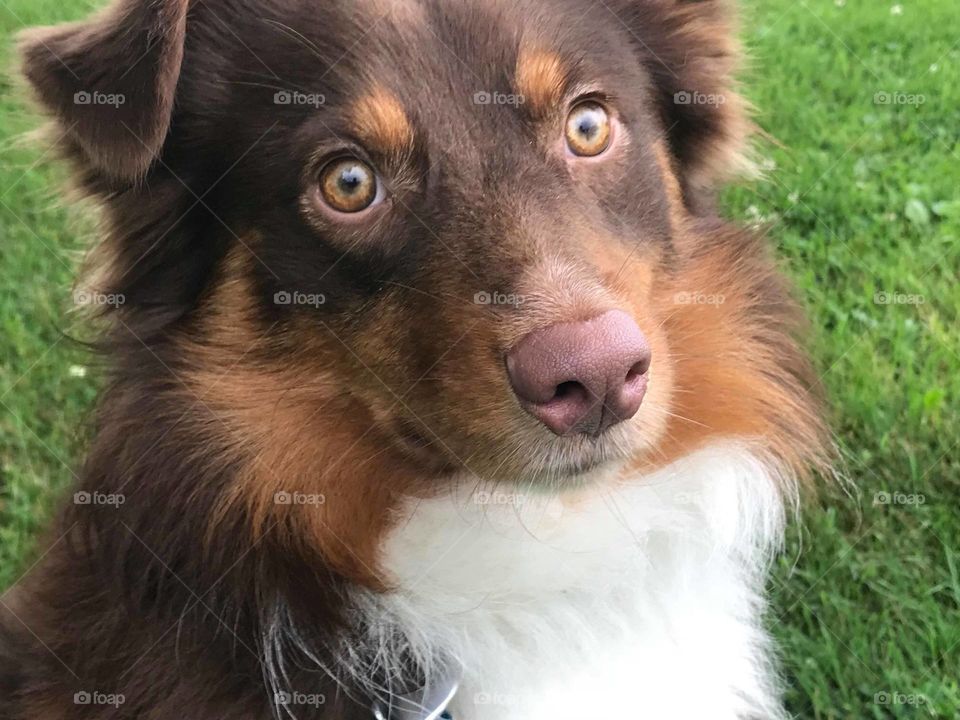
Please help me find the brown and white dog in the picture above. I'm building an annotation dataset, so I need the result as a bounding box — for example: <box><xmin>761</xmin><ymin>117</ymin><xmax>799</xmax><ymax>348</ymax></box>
<box><xmin>2</xmin><ymin>0</ymin><xmax>830</xmax><ymax>718</ymax></box>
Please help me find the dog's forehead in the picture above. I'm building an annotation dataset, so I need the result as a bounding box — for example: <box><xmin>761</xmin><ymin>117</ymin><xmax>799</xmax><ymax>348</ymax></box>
<box><xmin>252</xmin><ymin>0</ymin><xmax>614</xmax><ymax>98</ymax></box>
<box><xmin>252</xmin><ymin>0</ymin><xmax>633</xmax><ymax>147</ymax></box>
<box><xmin>358</xmin><ymin>0</ymin><xmax>431</xmax><ymax>26</ymax></box>
<box><xmin>350</xmin><ymin>0</ymin><xmax>579</xmax><ymax>42</ymax></box>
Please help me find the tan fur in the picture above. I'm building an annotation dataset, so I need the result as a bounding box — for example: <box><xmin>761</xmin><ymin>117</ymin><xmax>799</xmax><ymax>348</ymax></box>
<box><xmin>652</xmin><ymin>141</ymin><xmax>688</xmax><ymax>227</ymax></box>
<box><xmin>514</xmin><ymin>46</ymin><xmax>569</xmax><ymax>118</ymax></box>
<box><xmin>364</xmin><ymin>0</ymin><xmax>426</xmax><ymax>26</ymax></box>
<box><xmin>570</xmin><ymin>202</ymin><xmax>828</xmax><ymax>486</ymax></box>
<box><xmin>183</xmin><ymin>248</ymin><xmax>431</xmax><ymax>587</ymax></box>
<box><xmin>349</xmin><ymin>85</ymin><xmax>415</xmax><ymax>158</ymax></box>
<box><xmin>649</xmin><ymin>234</ymin><xmax>829</xmax><ymax>485</ymax></box>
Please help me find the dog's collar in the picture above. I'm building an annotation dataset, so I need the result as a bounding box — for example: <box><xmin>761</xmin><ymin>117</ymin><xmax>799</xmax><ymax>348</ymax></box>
<box><xmin>370</xmin><ymin>664</ymin><xmax>460</xmax><ymax>720</ymax></box>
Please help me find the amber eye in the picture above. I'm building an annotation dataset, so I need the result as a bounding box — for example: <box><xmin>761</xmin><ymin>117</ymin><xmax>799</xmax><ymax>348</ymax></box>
<box><xmin>318</xmin><ymin>158</ymin><xmax>379</xmax><ymax>213</ymax></box>
<box><xmin>565</xmin><ymin>102</ymin><xmax>612</xmax><ymax>157</ymax></box>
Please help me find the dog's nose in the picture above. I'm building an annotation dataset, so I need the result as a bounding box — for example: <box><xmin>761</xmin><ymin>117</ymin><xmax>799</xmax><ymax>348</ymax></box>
<box><xmin>505</xmin><ymin>310</ymin><xmax>652</xmax><ymax>436</ymax></box>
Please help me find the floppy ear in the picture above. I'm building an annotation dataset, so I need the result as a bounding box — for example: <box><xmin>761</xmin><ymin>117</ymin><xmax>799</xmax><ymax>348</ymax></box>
<box><xmin>18</xmin><ymin>0</ymin><xmax>190</xmax><ymax>183</ymax></box>
<box><xmin>619</xmin><ymin>0</ymin><xmax>754</xmax><ymax>199</ymax></box>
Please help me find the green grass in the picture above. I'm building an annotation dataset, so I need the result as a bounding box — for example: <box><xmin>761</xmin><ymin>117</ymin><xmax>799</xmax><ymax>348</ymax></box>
<box><xmin>1</xmin><ymin>0</ymin><xmax>958</xmax><ymax>717</ymax></box>
<box><xmin>724</xmin><ymin>1</ymin><xmax>960</xmax><ymax>717</ymax></box>
<box><xmin>0</xmin><ymin>0</ymin><xmax>102</xmax><ymax>587</ymax></box>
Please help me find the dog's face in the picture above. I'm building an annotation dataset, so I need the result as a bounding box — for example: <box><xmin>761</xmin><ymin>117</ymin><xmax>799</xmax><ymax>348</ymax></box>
<box><xmin>21</xmin><ymin>0</ymin><xmax>827</xmax><ymax>575</ymax></box>
<box><xmin>208</xmin><ymin>0</ymin><xmax>687</xmax><ymax>483</ymax></box>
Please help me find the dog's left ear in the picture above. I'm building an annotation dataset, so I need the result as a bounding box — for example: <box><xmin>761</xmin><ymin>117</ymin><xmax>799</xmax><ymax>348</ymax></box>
<box><xmin>616</xmin><ymin>0</ymin><xmax>754</xmax><ymax>199</ymax></box>
<box><xmin>17</xmin><ymin>0</ymin><xmax>190</xmax><ymax>183</ymax></box>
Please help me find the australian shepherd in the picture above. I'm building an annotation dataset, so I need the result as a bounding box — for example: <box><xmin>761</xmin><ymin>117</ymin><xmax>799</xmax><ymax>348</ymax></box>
<box><xmin>2</xmin><ymin>0</ymin><xmax>831</xmax><ymax>718</ymax></box>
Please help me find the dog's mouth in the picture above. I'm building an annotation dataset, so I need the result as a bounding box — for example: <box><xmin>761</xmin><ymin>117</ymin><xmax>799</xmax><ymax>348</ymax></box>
<box><xmin>387</xmin><ymin>414</ymin><xmax>635</xmax><ymax>486</ymax></box>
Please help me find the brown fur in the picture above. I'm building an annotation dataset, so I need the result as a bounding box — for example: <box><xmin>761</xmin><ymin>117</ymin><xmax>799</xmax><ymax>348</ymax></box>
<box><xmin>191</xmin><ymin>248</ymin><xmax>434</xmax><ymax>587</ymax></box>
<box><xmin>2</xmin><ymin>0</ymin><xmax>828</xmax><ymax>718</ymax></box>
<box><xmin>610</xmin><ymin>0</ymin><xmax>757</xmax><ymax>204</ymax></box>
<box><xmin>17</xmin><ymin>0</ymin><xmax>189</xmax><ymax>182</ymax></box>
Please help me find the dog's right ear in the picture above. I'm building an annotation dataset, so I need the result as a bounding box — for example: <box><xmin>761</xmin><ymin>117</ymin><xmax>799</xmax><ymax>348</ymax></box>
<box><xmin>18</xmin><ymin>0</ymin><xmax>190</xmax><ymax>183</ymax></box>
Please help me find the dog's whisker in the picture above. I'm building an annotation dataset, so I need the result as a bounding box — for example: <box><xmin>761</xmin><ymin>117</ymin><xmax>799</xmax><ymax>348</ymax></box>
<box><xmin>378</xmin><ymin>280</ymin><xmax>468</xmax><ymax>309</ymax></box>
<box><xmin>261</xmin><ymin>18</ymin><xmax>329</xmax><ymax>65</ymax></box>
<box><xmin>225</xmin><ymin>79</ymin><xmax>314</xmax><ymax>96</ymax></box>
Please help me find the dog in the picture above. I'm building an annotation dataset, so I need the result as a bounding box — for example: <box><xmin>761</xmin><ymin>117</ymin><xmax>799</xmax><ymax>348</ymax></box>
<box><xmin>2</xmin><ymin>0</ymin><xmax>831</xmax><ymax>718</ymax></box>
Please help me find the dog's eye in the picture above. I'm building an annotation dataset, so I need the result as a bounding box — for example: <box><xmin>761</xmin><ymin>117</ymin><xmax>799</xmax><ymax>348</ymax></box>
<box><xmin>565</xmin><ymin>102</ymin><xmax>612</xmax><ymax>157</ymax></box>
<box><xmin>318</xmin><ymin>158</ymin><xmax>379</xmax><ymax>213</ymax></box>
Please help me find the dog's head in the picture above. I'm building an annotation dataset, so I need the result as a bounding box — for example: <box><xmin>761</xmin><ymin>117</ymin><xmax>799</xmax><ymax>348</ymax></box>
<box><xmin>20</xmin><ymin>0</ymin><xmax>827</xmax><ymax>576</ymax></box>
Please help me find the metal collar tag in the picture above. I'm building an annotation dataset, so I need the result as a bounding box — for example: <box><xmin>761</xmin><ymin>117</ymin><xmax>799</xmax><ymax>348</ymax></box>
<box><xmin>371</xmin><ymin>665</ymin><xmax>460</xmax><ymax>720</ymax></box>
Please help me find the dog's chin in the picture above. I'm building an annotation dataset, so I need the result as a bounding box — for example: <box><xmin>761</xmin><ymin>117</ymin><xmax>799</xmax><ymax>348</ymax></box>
<box><xmin>505</xmin><ymin>422</ymin><xmax>647</xmax><ymax>489</ymax></box>
<box><xmin>518</xmin><ymin>443</ymin><xmax>636</xmax><ymax>491</ymax></box>
<box><xmin>385</xmin><ymin>414</ymin><xmax>647</xmax><ymax>490</ymax></box>
<box><xmin>470</xmin><ymin>441</ymin><xmax>639</xmax><ymax>492</ymax></box>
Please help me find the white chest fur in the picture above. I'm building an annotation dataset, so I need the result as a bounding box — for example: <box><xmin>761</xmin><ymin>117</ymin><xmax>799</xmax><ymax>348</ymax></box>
<box><xmin>362</xmin><ymin>445</ymin><xmax>793</xmax><ymax>720</ymax></box>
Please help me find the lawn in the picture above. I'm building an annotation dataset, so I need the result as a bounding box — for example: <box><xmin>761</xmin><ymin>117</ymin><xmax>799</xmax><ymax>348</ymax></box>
<box><xmin>1</xmin><ymin>0</ymin><xmax>958</xmax><ymax>718</ymax></box>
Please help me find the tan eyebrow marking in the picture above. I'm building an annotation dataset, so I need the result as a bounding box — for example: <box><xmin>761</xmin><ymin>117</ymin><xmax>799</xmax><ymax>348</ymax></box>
<box><xmin>364</xmin><ymin>0</ymin><xmax>426</xmax><ymax>26</ymax></box>
<box><xmin>515</xmin><ymin>46</ymin><xmax>570</xmax><ymax>118</ymax></box>
<box><xmin>349</xmin><ymin>85</ymin><xmax>414</xmax><ymax>156</ymax></box>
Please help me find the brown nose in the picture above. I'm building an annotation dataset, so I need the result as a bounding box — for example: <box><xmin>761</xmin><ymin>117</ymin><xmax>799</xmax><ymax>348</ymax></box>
<box><xmin>505</xmin><ymin>310</ymin><xmax>652</xmax><ymax>436</ymax></box>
